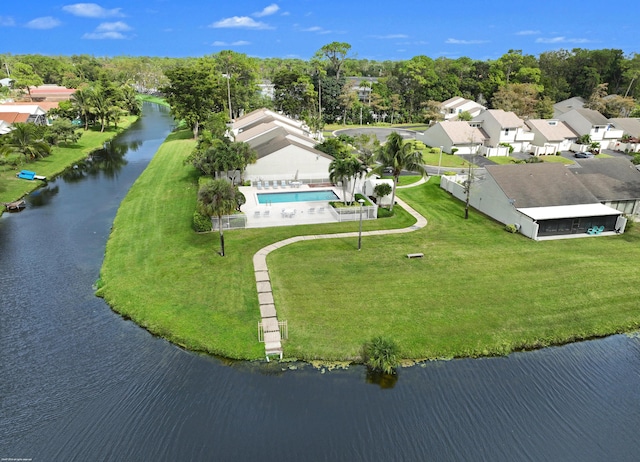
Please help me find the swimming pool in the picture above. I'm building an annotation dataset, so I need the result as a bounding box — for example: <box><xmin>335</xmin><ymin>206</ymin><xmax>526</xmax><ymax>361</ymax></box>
<box><xmin>257</xmin><ymin>190</ymin><xmax>339</xmax><ymax>204</ymax></box>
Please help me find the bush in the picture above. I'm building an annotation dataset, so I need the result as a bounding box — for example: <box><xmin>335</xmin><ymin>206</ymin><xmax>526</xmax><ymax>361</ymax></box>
<box><xmin>377</xmin><ymin>207</ymin><xmax>394</xmax><ymax>218</ymax></box>
<box><xmin>363</xmin><ymin>336</ymin><xmax>400</xmax><ymax>374</ymax></box>
<box><xmin>525</xmin><ymin>156</ymin><xmax>543</xmax><ymax>163</ymax></box>
<box><xmin>193</xmin><ymin>210</ymin><xmax>212</xmax><ymax>232</ymax></box>
<box><xmin>504</xmin><ymin>224</ymin><xmax>518</xmax><ymax>233</ymax></box>
<box><xmin>450</xmin><ymin>147</ymin><xmax>458</xmax><ymax>155</ymax></box>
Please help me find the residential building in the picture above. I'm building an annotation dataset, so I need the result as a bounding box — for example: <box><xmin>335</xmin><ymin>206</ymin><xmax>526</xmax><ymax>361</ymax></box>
<box><xmin>524</xmin><ymin>119</ymin><xmax>578</xmax><ymax>154</ymax></box>
<box><xmin>470</xmin><ymin>109</ymin><xmax>534</xmax><ymax>153</ymax></box>
<box><xmin>557</xmin><ymin>108</ymin><xmax>623</xmax><ymax>148</ymax></box>
<box><xmin>440</xmin><ymin>163</ymin><xmax>625</xmax><ymax>240</ymax></box>
<box><xmin>553</xmin><ymin>96</ymin><xmax>586</xmax><ymax>118</ymax></box>
<box><xmin>417</xmin><ymin>120</ymin><xmax>486</xmax><ymax>154</ymax></box>
<box><xmin>440</xmin><ymin>96</ymin><xmax>485</xmax><ymax>120</ymax></box>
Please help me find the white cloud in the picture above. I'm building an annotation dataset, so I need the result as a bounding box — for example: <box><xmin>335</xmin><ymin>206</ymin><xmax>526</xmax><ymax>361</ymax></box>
<box><xmin>253</xmin><ymin>3</ymin><xmax>279</xmax><ymax>17</ymax></box>
<box><xmin>516</xmin><ymin>30</ymin><xmax>540</xmax><ymax>35</ymax></box>
<box><xmin>535</xmin><ymin>36</ymin><xmax>591</xmax><ymax>44</ymax></box>
<box><xmin>370</xmin><ymin>34</ymin><xmax>409</xmax><ymax>39</ymax></box>
<box><xmin>63</xmin><ymin>3</ymin><xmax>124</xmax><ymax>18</ymax></box>
<box><xmin>212</xmin><ymin>40</ymin><xmax>251</xmax><ymax>46</ymax></box>
<box><xmin>83</xmin><ymin>31</ymin><xmax>126</xmax><ymax>39</ymax></box>
<box><xmin>26</xmin><ymin>17</ymin><xmax>62</xmax><ymax>29</ymax></box>
<box><xmin>445</xmin><ymin>38</ymin><xmax>488</xmax><ymax>45</ymax></box>
<box><xmin>95</xmin><ymin>21</ymin><xmax>131</xmax><ymax>32</ymax></box>
<box><xmin>0</xmin><ymin>16</ymin><xmax>16</xmax><ymax>27</ymax></box>
<box><xmin>210</xmin><ymin>16</ymin><xmax>272</xmax><ymax>29</ymax></box>
<box><xmin>83</xmin><ymin>21</ymin><xmax>132</xmax><ymax>39</ymax></box>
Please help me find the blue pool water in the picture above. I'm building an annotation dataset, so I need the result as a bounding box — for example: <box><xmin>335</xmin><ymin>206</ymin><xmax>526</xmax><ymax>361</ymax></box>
<box><xmin>257</xmin><ymin>190</ymin><xmax>339</xmax><ymax>204</ymax></box>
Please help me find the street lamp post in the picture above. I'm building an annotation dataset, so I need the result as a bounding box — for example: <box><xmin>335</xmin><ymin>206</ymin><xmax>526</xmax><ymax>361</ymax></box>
<box><xmin>357</xmin><ymin>198</ymin><xmax>365</xmax><ymax>250</ymax></box>
<box><xmin>438</xmin><ymin>146</ymin><xmax>443</xmax><ymax>175</ymax></box>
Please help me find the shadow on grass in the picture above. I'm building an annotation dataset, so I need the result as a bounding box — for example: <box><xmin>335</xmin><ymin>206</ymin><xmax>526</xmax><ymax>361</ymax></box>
<box><xmin>166</xmin><ymin>130</ymin><xmax>194</xmax><ymax>142</ymax></box>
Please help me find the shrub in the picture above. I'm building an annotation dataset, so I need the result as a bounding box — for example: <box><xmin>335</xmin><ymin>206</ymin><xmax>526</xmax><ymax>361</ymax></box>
<box><xmin>193</xmin><ymin>210</ymin><xmax>212</xmax><ymax>232</ymax></box>
<box><xmin>504</xmin><ymin>224</ymin><xmax>518</xmax><ymax>233</ymax></box>
<box><xmin>499</xmin><ymin>142</ymin><xmax>514</xmax><ymax>154</ymax></box>
<box><xmin>377</xmin><ymin>207</ymin><xmax>394</xmax><ymax>218</ymax></box>
<box><xmin>525</xmin><ymin>156</ymin><xmax>543</xmax><ymax>163</ymax></box>
<box><xmin>450</xmin><ymin>147</ymin><xmax>458</xmax><ymax>155</ymax></box>
<box><xmin>363</xmin><ymin>336</ymin><xmax>400</xmax><ymax>374</ymax></box>
<box><xmin>556</xmin><ymin>152</ymin><xmax>562</xmax><ymax>156</ymax></box>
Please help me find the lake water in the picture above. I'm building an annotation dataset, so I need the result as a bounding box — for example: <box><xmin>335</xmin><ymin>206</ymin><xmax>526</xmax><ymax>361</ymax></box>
<box><xmin>1</xmin><ymin>103</ymin><xmax>640</xmax><ymax>461</ymax></box>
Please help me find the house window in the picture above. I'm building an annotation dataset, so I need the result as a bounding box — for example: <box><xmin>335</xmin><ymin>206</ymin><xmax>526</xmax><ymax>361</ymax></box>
<box><xmin>504</xmin><ymin>128</ymin><xmax>510</xmax><ymax>135</ymax></box>
<box><xmin>594</xmin><ymin>126</ymin><xmax>599</xmax><ymax>133</ymax></box>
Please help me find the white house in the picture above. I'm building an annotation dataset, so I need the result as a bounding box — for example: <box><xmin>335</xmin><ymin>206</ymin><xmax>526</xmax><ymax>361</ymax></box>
<box><xmin>608</xmin><ymin>118</ymin><xmax>640</xmax><ymax>152</ymax></box>
<box><xmin>231</xmin><ymin>108</ymin><xmax>333</xmax><ymax>184</ymax></box>
<box><xmin>0</xmin><ymin>120</ymin><xmax>12</xmax><ymax>135</ymax></box>
<box><xmin>441</xmin><ymin>97</ymin><xmax>485</xmax><ymax>120</ymax></box>
<box><xmin>470</xmin><ymin>109</ymin><xmax>534</xmax><ymax>153</ymax></box>
<box><xmin>417</xmin><ymin>120</ymin><xmax>487</xmax><ymax>154</ymax></box>
<box><xmin>557</xmin><ymin>108</ymin><xmax>624</xmax><ymax>149</ymax></box>
<box><xmin>524</xmin><ymin>119</ymin><xmax>579</xmax><ymax>154</ymax></box>
<box><xmin>440</xmin><ymin>163</ymin><xmax>625</xmax><ymax>240</ymax></box>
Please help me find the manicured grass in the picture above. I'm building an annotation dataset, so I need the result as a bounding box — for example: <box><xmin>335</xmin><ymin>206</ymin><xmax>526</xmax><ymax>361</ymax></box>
<box><xmin>421</xmin><ymin>150</ymin><xmax>470</xmax><ymax>168</ymax></box>
<box><xmin>269</xmin><ymin>182</ymin><xmax>640</xmax><ymax>361</ymax></box>
<box><xmin>97</xmin><ymin>129</ymin><xmax>415</xmax><ymax>360</ymax></box>
<box><xmin>0</xmin><ymin>117</ymin><xmax>137</xmax><ymax>208</ymax></box>
<box><xmin>99</xmin><ymin>128</ymin><xmax>640</xmax><ymax>362</ymax></box>
<box><xmin>381</xmin><ymin>175</ymin><xmax>421</xmax><ymax>186</ymax></box>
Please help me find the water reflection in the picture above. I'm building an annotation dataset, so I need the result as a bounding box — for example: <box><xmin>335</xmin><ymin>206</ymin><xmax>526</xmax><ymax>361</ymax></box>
<box><xmin>26</xmin><ymin>182</ymin><xmax>60</xmax><ymax>207</ymax></box>
<box><xmin>365</xmin><ymin>369</ymin><xmax>399</xmax><ymax>389</ymax></box>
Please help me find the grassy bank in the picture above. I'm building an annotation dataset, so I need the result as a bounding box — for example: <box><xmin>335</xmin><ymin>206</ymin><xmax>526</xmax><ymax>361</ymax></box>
<box><xmin>137</xmin><ymin>94</ymin><xmax>170</xmax><ymax>107</ymax></box>
<box><xmin>0</xmin><ymin>116</ymin><xmax>137</xmax><ymax>208</ymax></box>
<box><xmin>97</xmin><ymin>129</ymin><xmax>415</xmax><ymax>359</ymax></box>
<box><xmin>99</xmin><ymin>128</ymin><xmax>640</xmax><ymax>362</ymax></box>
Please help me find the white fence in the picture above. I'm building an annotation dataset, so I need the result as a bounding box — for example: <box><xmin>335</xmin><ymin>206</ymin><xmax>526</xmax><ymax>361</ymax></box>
<box><xmin>211</xmin><ymin>214</ymin><xmax>248</xmax><ymax>230</ymax></box>
<box><xmin>327</xmin><ymin>205</ymin><xmax>377</xmax><ymax>222</ymax></box>
<box><xmin>531</xmin><ymin>145</ymin><xmax>558</xmax><ymax>156</ymax></box>
<box><xmin>478</xmin><ymin>146</ymin><xmax>510</xmax><ymax>157</ymax></box>
<box><xmin>250</xmin><ymin>177</ymin><xmax>332</xmax><ymax>186</ymax></box>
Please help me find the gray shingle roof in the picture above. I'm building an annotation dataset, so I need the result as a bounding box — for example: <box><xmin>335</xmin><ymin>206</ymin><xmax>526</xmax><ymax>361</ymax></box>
<box><xmin>575</xmin><ymin>108</ymin><xmax>609</xmax><ymax>126</ymax></box>
<box><xmin>525</xmin><ymin>119</ymin><xmax>579</xmax><ymax>141</ymax></box>
<box><xmin>570</xmin><ymin>158</ymin><xmax>640</xmax><ymax>200</ymax></box>
<box><xmin>485</xmin><ymin>163</ymin><xmax>599</xmax><ymax>208</ymax></box>
<box><xmin>609</xmin><ymin>118</ymin><xmax>640</xmax><ymax>138</ymax></box>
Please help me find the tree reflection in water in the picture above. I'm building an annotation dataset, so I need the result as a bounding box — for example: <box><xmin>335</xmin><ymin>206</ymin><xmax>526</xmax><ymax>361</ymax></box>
<box><xmin>60</xmin><ymin>139</ymin><xmax>140</xmax><ymax>183</ymax></box>
<box><xmin>365</xmin><ymin>368</ymin><xmax>399</xmax><ymax>389</ymax></box>
<box><xmin>27</xmin><ymin>184</ymin><xmax>60</xmax><ymax>207</ymax></box>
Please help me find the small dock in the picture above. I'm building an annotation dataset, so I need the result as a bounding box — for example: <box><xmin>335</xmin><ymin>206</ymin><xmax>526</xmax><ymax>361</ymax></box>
<box><xmin>3</xmin><ymin>199</ymin><xmax>26</xmax><ymax>212</ymax></box>
<box><xmin>255</xmin><ymin>254</ymin><xmax>286</xmax><ymax>361</ymax></box>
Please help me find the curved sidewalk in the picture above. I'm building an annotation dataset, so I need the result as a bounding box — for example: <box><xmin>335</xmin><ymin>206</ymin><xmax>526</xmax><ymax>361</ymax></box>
<box><xmin>253</xmin><ymin>178</ymin><xmax>429</xmax><ymax>360</ymax></box>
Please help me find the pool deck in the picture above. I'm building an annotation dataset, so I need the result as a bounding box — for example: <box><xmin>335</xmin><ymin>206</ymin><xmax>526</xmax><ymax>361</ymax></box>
<box><xmin>239</xmin><ymin>184</ymin><xmax>342</xmax><ymax>228</ymax></box>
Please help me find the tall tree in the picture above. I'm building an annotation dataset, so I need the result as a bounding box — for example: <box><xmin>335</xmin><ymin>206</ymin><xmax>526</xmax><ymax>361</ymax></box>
<box><xmin>315</xmin><ymin>42</ymin><xmax>352</xmax><ymax>79</ymax></box>
<box><xmin>197</xmin><ymin>179</ymin><xmax>238</xmax><ymax>257</ymax></box>
<box><xmin>369</xmin><ymin>132</ymin><xmax>426</xmax><ymax>211</ymax></box>
<box><xmin>162</xmin><ymin>59</ymin><xmax>223</xmax><ymax>138</ymax></box>
<box><xmin>10</xmin><ymin>62</ymin><xmax>43</xmax><ymax>101</ymax></box>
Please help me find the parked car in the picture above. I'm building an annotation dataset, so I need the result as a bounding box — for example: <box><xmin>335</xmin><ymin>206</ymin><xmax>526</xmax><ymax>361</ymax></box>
<box><xmin>574</xmin><ymin>152</ymin><xmax>594</xmax><ymax>158</ymax></box>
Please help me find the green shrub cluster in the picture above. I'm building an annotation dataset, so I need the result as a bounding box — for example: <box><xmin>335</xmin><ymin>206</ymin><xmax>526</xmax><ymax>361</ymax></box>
<box><xmin>363</xmin><ymin>336</ymin><xmax>400</xmax><ymax>374</ymax></box>
<box><xmin>504</xmin><ymin>224</ymin><xmax>518</xmax><ymax>233</ymax></box>
<box><xmin>193</xmin><ymin>210</ymin><xmax>212</xmax><ymax>232</ymax></box>
<box><xmin>377</xmin><ymin>207</ymin><xmax>394</xmax><ymax>218</ymax></box>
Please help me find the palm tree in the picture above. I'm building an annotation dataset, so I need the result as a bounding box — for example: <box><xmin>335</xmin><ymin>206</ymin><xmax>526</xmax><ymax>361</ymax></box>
<box><xmin>329</xmin><ymin>155</ymin><xmax>359</xmax><ymax>205</ymax></box>
<box><xmin>7</xmin><ymin>123</ymin><xmax>51</xmax><ymax>161</ymax></box>
<box><xmin>369</xmin><ymin>132</ymin><xmax>426</xmax><ymax>211</ymax></box>
<box><xmin>197</xmin><ymin>179</ymin><xmax>238</xmax><ymax>257</ymax></box>
<box><xmin>71</xmin><ymin>87</ymin><xmax>94</xmax><ymax>130</ymax></box>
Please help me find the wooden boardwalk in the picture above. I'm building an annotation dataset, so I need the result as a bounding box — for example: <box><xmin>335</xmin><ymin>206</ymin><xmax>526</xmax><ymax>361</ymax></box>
<box><xmin>252</xmin><ymin>178</ymin><xmax>429</xmax><ymax>361</ymax></box>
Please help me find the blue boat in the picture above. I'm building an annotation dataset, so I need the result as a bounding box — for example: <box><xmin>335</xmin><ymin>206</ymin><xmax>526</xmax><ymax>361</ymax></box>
<box><xmin>16</xmin><ymin>170</ymin><xmax>46</xmax><ymax>181</ymax></box>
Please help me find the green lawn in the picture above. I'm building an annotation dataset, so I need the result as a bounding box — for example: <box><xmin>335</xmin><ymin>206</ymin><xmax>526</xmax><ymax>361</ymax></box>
<box><xmin>0</xmin><ymin>117</ymin><xmax>137</xmax><ymax>208</ymax></box>
<box><xmin>270</xmin><ymin>184</ymin><xmax>640</xmax><ymax>361</ymax></box>
<box><xmin>98</xmin><ymin>128</ymin><xmax>640</xmax><ymax>362</ymax></box>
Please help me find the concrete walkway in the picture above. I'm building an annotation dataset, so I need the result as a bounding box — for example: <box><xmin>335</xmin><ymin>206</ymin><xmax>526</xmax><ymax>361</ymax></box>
<box><xmin>253</xmin><ymin>177</ymin><xmax>430</xmax><ymax>360</ymax></box>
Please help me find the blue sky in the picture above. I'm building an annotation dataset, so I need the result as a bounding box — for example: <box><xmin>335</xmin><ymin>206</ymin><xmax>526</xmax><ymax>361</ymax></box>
<box><xmin>1</xmin><ymin>1</ymin><xmax>638</xmax><ymax>61</ymax></box>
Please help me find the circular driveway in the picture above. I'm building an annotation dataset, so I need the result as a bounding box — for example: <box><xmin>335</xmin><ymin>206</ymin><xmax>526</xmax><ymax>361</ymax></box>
<box><xmin>334</xmin><ymin>127</ymin><xmax>419</xmax><ymax>142</ymax></box>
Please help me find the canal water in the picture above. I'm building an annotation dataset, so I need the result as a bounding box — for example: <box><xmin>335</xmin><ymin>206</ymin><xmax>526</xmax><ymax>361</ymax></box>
<box><xmin>1</xmin><ymin>103</ymin><xmax>640</xmax><ymax>461</ymax></box>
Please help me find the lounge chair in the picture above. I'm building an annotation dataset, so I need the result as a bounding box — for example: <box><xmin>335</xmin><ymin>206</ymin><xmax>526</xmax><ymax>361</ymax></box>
<box><xmin>254</xmin><ymin>210</ymin><xmax>261</xmax><ymax>218</ymax></box>
<box><xmin>264</xmin><ymin>180</ymin><xmax>270</xmax><ymax>189</ymax></box>
<box><xmin>318</xmin><ymin>207</ymin><xmax>325</xmax><ymax>214</ymax></box>
<box><xmin>308</xmin><ymin>207</ymin><xmax>315</xmax><ymax>214</ymax></box>
<box><xmin>257</xmin><ymin>181</ymin><xmax>262</xmax><ymax>190</ymax></box>
<box><xmin>272</xmin><ymin>181</ymin><xmax>278</xmax><ymax>189</ymax></box>
<box><xmin>281</xmin><ymin>180</ymin><xmax>287</xmax><ymax>188</ymax></box>
<box><xmin>263</xmin><ymin>210</ymin><xmax>270</xmax><ymax>217</ymax></box>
